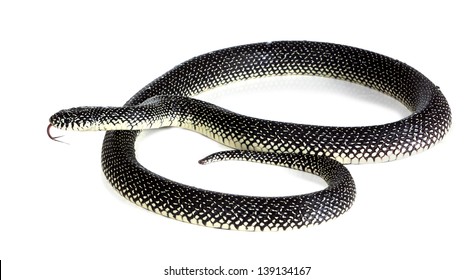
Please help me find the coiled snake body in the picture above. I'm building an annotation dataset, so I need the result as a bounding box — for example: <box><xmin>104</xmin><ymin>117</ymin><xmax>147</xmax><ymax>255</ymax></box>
<box><xmin>49</xmin><ymin>41</ymin><xmax>451</xmax><ymax>231</ymax></box>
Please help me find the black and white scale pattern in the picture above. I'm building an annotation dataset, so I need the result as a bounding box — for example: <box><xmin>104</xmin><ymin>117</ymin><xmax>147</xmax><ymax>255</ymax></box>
<box><xmin>52</xmin><ymin>41</ymin><xmax>451</xmax><ymax>231</ymax></box>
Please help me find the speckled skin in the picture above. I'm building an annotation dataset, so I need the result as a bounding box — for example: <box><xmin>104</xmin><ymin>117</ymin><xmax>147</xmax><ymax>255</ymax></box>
<box><xmin>51</xmin><ymin>41</ymin><xmax>451</xmax><ymax>231</ymax></box>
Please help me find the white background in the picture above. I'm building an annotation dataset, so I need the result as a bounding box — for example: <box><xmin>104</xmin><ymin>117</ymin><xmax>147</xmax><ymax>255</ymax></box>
<box><xmin>1</xmin><ymin>1</ymin><xmax>472</xmax><ymax>279</ymax></box>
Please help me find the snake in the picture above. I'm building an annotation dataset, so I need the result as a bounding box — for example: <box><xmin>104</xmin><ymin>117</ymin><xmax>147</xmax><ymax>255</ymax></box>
<box><xmin>48</xmin><ymin>41</ymin><xmax>451</xmax><ymax>231</ymax></box>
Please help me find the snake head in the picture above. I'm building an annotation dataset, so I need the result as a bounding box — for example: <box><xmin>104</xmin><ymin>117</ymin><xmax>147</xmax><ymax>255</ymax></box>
<box><xmin>49</xmin><ymin>106</ymin><xmax>106</xmax><ymax>131</ymax></box>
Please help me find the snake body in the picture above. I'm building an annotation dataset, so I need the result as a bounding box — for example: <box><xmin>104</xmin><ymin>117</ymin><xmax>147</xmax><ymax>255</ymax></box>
<box><xmin>49</xmin><ymin>41</ymin><xmax>451</xmax><ymax>231</ymax></box>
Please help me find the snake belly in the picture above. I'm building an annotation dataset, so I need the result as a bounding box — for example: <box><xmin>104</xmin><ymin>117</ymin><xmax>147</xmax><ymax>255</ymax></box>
<box><xmin>54</xmin><ymin>41</ymin><xmax>451</xmax><ymax>231</ymax></box>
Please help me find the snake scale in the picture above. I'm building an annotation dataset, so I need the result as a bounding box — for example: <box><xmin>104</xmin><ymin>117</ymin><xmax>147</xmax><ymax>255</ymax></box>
<box><xmin>49</xmin><ymin>41</ymin><xmax>451</xmax><ymax>231</ymax></box>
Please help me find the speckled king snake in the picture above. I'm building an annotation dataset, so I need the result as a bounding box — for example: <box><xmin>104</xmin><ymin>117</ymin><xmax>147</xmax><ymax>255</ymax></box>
<box><xmin>49</xmin><ymin>41</ymin><xmax>451</xmax><ymax>231</ymax></box>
